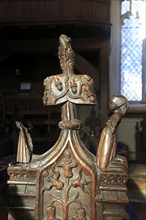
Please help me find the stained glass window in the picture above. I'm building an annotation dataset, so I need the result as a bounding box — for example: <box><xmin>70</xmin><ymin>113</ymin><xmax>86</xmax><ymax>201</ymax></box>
<box><xmin>120</xmin><ymin>0</ymin><xmax>146</xmax><ymax>102</ymax></box>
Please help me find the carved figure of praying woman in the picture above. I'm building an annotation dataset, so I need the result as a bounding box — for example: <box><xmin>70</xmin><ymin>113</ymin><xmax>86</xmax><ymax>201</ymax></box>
<box><xmin>96</xmin><ymin>94</ymin><xmax>129</xmax><ymax>172</ymax></box>
<box><xmin>16</xmin><ymin>121</ymin><xmax>33</xmax><ymax>163</ymax></box>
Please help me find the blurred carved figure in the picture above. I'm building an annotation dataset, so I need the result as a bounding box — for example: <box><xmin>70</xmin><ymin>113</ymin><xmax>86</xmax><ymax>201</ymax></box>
<box><xmin>44</xmin><ymin>205</ymin><xmax>56</xmax><ymax>220</ymax></box>
<box><xmin>16</xmin><ymin>121</ymin><xmax>33</xmax><ymax>163</ymax></box>
<box><xmin>96</xmin><ymin>94</ymin><xmax>129</xmax><ymax>172</ymax></box>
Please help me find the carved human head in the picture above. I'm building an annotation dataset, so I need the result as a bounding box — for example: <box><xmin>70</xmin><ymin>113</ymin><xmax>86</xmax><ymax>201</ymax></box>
<box><xmin>109</xmin><ymin>94</ymin><xmax>129</xmax><ymax>115</ymax></box>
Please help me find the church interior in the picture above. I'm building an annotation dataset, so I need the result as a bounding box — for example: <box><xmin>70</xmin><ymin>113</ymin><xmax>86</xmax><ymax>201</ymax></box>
<box><xmin>0</xmin><ymin>0</ymin><xmax>146</xmax><ymax>219</ymax></box>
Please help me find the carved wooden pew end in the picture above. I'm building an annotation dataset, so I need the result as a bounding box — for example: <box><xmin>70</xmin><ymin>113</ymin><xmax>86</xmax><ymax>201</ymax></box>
<box><xmin>7</xmin><ymin>35</ymin><xmax>129</xmax><ymax>220</ymax></box>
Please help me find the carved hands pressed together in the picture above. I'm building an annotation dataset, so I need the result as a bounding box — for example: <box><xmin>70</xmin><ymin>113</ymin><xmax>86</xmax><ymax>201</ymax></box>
<box><xmin>96</xmin><ymin>94</ymin><xmax>129</xmax><ymax>172</ymax></box>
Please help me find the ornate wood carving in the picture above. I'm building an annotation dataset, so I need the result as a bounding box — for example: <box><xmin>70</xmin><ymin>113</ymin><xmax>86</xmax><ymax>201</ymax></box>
<box><xmin>16</xmin><ymin>121</ymin><xmax>33</xmax><ymax>163</ymax></box>
<box><xmin>7</xmin><ymin>34</ymin><xmax>129</xmax><ymax>220</ymax></box>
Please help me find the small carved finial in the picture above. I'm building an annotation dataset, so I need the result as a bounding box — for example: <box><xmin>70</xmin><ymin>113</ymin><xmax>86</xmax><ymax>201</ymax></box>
<box><xmin>58</xmin><ymin>34</ymin><xmax>75</xmax><ymax>74</ymax></box>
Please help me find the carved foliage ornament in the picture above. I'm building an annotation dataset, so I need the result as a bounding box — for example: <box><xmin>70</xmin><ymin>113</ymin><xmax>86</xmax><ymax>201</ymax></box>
<box><xmin>43</xmin><ymin>35</ymin><xmax>96</xmax><ymax>105</ymax></box>
<box><xmin>42</xmin><ymin>148</ymin><xmax>91</xmax><ymax>220</ymax></box>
